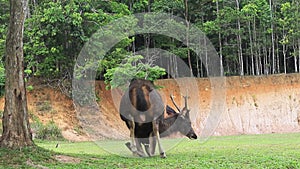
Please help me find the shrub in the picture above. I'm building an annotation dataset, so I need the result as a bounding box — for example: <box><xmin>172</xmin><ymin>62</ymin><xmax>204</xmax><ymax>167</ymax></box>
<box><xmin>32</xmin><ymin>120</ymin><xmax>64</xmax><ymax>140</ymax></box>
<box><xmin>104</xmin><ymin>55</ymin><xmax>166</xmax><ymax>89</ymax></box>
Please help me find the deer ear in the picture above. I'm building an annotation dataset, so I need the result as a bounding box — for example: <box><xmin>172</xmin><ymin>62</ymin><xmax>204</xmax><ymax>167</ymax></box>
<box><xmin>166</xmin><ymin>105</ymin><xmax>178</xmax><ymax>115</ymax></box>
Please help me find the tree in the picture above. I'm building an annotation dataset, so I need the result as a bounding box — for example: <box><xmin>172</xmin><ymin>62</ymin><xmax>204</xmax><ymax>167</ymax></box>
<box><xmin>269</xmin><ymin>0</ymin><xmax>276</xmax><ymax>74</ymax></box>
<box><xmin>0</xmin><ymin>0</ymin><xmax>33</xmax><ymax>148</ymax></box>
<box><xmin>235</xmin><ymin>0</ymin><xmax>244</xmax><ymax>76</ymax></box>
<box><xmin>23</xmin><ymin>0</ymin><xmax>131</xmax><ymax>79</ymax></box>
<box><xmin>184</xmin><ymin>0</ymin><xmax>193</xmax><ymax>77</ymax></box>
<box><xmin>279</xmin><ymin>2</ymin><xmax>291</xmax><ymax>74</ymax></box>
<box><xmin>3</xmin><ymin>0</ymin><xmax>300</xmax><ymax>83</ymax></box>
<box><xmin>104</xmin><ymin>55</ymin><xmax>166</xmax><ymax>89</ymax></box>
<box><xmin>279</xmin><ymin>0</ymin><xmax>300</xmax><ymax>73</ymax></box>
<box><xmin>291</xmin><ymin>0</ymin><xmax>300</xmax><ymax>73</ymax></box>
<box><xmin>215</xmin><ymin>0</ymin><xmax>224</xmax><ymax>76</ymax></box>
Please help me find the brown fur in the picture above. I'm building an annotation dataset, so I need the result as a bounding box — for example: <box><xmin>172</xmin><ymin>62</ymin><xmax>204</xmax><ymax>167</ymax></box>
<box><xmin>120</xmin><ymin>79</ymin><xmax>166</xmax><ymax>157</ymax></box>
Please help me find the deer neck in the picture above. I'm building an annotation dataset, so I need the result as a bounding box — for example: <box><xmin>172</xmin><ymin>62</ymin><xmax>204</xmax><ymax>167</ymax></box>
<box><xmin>159</xmin><ymin>113</ymin><xmax>179</xmax><ymax>135</ymax></box>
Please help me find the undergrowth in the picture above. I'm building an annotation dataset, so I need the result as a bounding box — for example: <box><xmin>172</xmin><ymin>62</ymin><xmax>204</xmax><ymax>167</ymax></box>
<box><xmin>30</xmin><ymin>113</ymin><xmax>64</xmax><ymax>141</ymax></box>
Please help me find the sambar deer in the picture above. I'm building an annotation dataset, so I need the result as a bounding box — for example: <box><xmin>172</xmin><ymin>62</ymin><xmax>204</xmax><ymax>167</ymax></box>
<box><xmin>125</xmin><ymin>94</ymin><xmax>197</xmax><ymax>157</ymax></box>
<box><xmin>120</xmin><ymin>79</ymin><xmax>197</xmax><ymax>158</ymax></box>
<box><xmin>119</xmin><ymin>79</ymin><xmax>166</xmax><ymax>158</ymax></box>
<box><xmin>160</xmin><ymin>95</ymin><xmax>197</xmax><ymax>139</ymax></box>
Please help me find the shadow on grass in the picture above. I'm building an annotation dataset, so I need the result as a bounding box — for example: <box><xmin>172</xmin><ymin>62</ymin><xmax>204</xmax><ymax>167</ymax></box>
<box><xmin>0</xmin><ymin>145</ymin><xmax>57</xmax><ymax>168</ymax></box>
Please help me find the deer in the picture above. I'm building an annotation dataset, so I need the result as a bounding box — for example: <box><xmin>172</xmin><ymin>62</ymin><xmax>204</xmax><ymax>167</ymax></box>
<box><xmin>124</xmin><ymin>94</ymin><xmax>197</xmax><ymax>157</ymax></box>
<box><xmin>160</xmin><ymin>94</ymin><xmax>197</xmax><ymax>139</ymax></box>
<box><xmin>119</xmin><ymin>79</ymin><xmax>166</xmax><ymax>158</ymax></box>
<box><xmin>120</xmin><ymin>79</ymin><xmax>197</xmax><ymax>158</ymax></box>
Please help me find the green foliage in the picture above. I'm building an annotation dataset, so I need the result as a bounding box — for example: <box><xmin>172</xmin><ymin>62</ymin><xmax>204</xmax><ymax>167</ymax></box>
<box><xmin>104</xmin><ymin>55</ymin><xmax>166</xmax><ymax>89</ymax></box>
<box><xmin>24</xmin><ymin>0</ymin><xmax>85</xmax><ymax>78</ymax></box>
<box><xmin>152</xmin><ymin>0</ymin><xmax>184</xmax><ymax>14</ymax></box>
<box><xmin>23</xmin><ymin>0</ymin><xmax>131</xmax><ymax>79</ymax></box>
<box><xmin>0</xmin><ymin>0</ymin><xmax>8</xmax><ymax>96</ymax></box>
<box><xmin>26</xmin><ymin>85</ymin><xmax>34</xmax><ymax>92</ymax></box>
<box><xmin>31</xmin><ymin>120</ymin><xmax>64</xmax><ymax>141</ymax></box>
<box><xmin>0</xmin><ymin>0</ymin><xmax>9</xmax><ymax>59</ymax></box>
<box><xmin>98</xmin><ymin>37</ymin><xmax>135</xmax><ymax>74</ymax></box>
<box><xmin>1</xmin><ymin>0</ymin><xmax>300</xmax><ymax>82</ymax></box>
<box><xmin>30</xmin><ymin>113</ymin><xmax>63</xmax><ymax>141</ymax></box>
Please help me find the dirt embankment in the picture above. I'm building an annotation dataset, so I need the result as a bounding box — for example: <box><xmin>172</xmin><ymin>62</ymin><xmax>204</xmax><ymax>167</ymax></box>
<box><xmin>1</xmin><ymin>74</ymin><xmax>300</xmax><ymax>141</ymax></box>
<box><xmin>0</xmin><ymin>86</ymin><xmax>86</xmax><ymax>141</ymax></box>
<box><xmin>218</xmin><ymin>74</ymin><xmax>300</xmax><ymax>135</ymax></box>
<box><xmin>96</xmin><ymin>74</ymin><xmax>300</xmax><ymax>139</ymax></box>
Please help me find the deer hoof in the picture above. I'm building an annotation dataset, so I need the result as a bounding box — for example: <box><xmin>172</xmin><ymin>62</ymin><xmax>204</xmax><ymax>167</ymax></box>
<box><xmin>160</xmin><ymin>152</ymin><xmax>166</xmax><ymax>158</ymax></box>
<box><xmin>137</xmin><ymin>151</ymin><xmax>147</xmax><ymax>157</ymax></box>
<box><xmin>125</xmin><ymin>142</ymin><xmax>136</xmax><ymax>152</ymax></box>
<box><xmin>131</xmin><ymin>146</ymin><xmax>137</xmax><ymax>153</ymax></box>
<box><xmin>127</xmin><ymin>143</ymin><xmax>138</xmax><ymax>153</ymax></box>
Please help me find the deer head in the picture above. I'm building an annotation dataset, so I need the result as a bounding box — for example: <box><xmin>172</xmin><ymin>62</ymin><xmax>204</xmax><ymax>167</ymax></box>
<box><xmin>170</xmin><ymin>94</ymin><xmax>197</xmax><ymax>139</ymax></box>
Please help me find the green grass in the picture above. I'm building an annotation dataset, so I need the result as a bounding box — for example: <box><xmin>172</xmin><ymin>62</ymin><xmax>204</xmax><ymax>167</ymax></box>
<box><xmin>1</xmin><ymin>133</ymin><xmax>300</xmax><ymax>168</ymax></box>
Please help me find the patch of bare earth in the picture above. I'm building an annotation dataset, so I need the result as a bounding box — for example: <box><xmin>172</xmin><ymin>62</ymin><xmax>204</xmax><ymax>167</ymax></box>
<box><xmin>54</xmin><ymin>155</ymin><xmax>81</xmax><ymax>164</ymax></box>
<box><xmin>26</xmin><ymin>159</ymin><xmax>49</xmax><ymax>169</ymax></box>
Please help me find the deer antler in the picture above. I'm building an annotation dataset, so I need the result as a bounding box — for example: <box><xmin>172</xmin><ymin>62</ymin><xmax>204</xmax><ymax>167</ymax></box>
<box><xmin>170</xmin><ymin>94</ymin><xmax>181</xmax><ymax>112</ymax></box>
<box><xmin>183</xmin><ymin>95</ymin><xmax>189</xmax><ymax>110</ymax></box>
<box><xmin>181</xmin><ymin>95</ymin><xmax>190</xmax><ymax>116</ymax></box>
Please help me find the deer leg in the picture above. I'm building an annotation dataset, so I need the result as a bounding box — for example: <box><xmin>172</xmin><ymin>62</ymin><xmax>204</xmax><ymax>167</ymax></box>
<box><xmin>149</xmin><ymin>132</ymin><xmax>156</xmax><ymax>156</ymax></box>
<box><xmin>135</xmin><ymin>138</ymin><xmax>146</xmax><ymax>157</ymax></box>
<box><xmin>140</xmin><ymin>137</ymin><xmax>151</xmax><ymax>157</ymax></box>
<box><xmin>144</xmin><ymin>132</ymin><xmax>155</xmax><ymax>157</ymax></box>
<box><xmin>129</xmin><ymin>119</ymin><xmax>138</xmax><ymax>156</ymax></box>
<box><xmin>144</xmin><ymin>143</ymin><xmax>151</xmax><ymax>157</ymax></box>
<box><xmin>152</xmin><ymin>121</ymin><xmax>166</xmax><ymax>158</ymax></box>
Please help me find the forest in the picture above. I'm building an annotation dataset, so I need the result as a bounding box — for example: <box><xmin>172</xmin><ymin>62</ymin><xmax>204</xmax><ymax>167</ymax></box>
<box><xmin>0</xmin><ymin>0</ymin><xmax>300</xmax><ymax>89</ymax></box>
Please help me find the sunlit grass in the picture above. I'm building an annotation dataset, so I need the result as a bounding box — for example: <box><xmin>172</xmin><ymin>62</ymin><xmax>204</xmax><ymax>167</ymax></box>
<box><xmin>1</xmin><ymin>133</ymin><xmax>300</xmax><ymax>168</ymax></box>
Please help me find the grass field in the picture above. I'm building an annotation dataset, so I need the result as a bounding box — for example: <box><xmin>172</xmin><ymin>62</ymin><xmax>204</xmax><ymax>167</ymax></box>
<box><xmin>1</xmin><ymin>133</ymin><xmax>300</xmax><ymax>168</ymax></box>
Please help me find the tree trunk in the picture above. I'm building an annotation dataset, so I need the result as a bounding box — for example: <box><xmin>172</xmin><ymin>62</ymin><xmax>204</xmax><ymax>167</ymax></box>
<box><xmin>248</xmin><ymin>19</ymin><xmax>254</xmax><ymax>75</ymax></box>
<box><xmin>184</xmin><ymin>0</ymin><xmax>193</xmax><ymax>77</ymax></box>
<box><xmin>202</xmin><ymin>35</ymin><xmax>209</xmax><ymax>76</ymax></box>
<box><xmin>0</xmin><ymin>0</ymin><xmax>33</xmax><ymax>148</ymax></box>
<box><xmin>253</xmin><ymin>17</ymin><xmax>260</xmax><ymax>75</ymax></box>
<box><xmin>216</xmin><ymin>0</ymin><xmax>223</xmax><ymax>76</ymax></box>
<box><xmin>282</xmin><ymin>28</ymin><xmax>287</xmax><ymax>74</ymax></box>
<box><xmin>196</xmin><ymin>37</ymin><xmax>201</xmax><ymax>78</ymax></box>
<box><xmin>269</xmin><ymin>0</ymin><xmax>276</xmax><ymax>74</ymax></box>
<box><xmin>298</xmin><ymin>39</ymin><xmax>300</xmax><ymax>72</ymax></box>
<box><xmin>293</xmin><ymin>44</ymin><xmax>298</xmax><ymax>73</ymax></box>
<box><xmin>283</xmin><ymin>43</ymin><xmax>287</xmax><ymax>74</ymax></box>
<box><xmin>235</xmin><ymin>0</ymin><xmax>244</xmax><ymax>76</ymax></box>
<box><xmin>276</xmin><ymin>36</ymin><xmax>280</xmax><ymax>73</ymax></box>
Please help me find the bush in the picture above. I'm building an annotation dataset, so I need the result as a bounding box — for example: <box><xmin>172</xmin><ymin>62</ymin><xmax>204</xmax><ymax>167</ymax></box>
<box><xmin>32</xmin><ymin>120</ymin><xmax>64</xmax><ymax>140</ymax></box>
<box><xmin>104</xmin><ymin>55</ymin><xmax>166</xmax><ymax>89</ymax></box>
